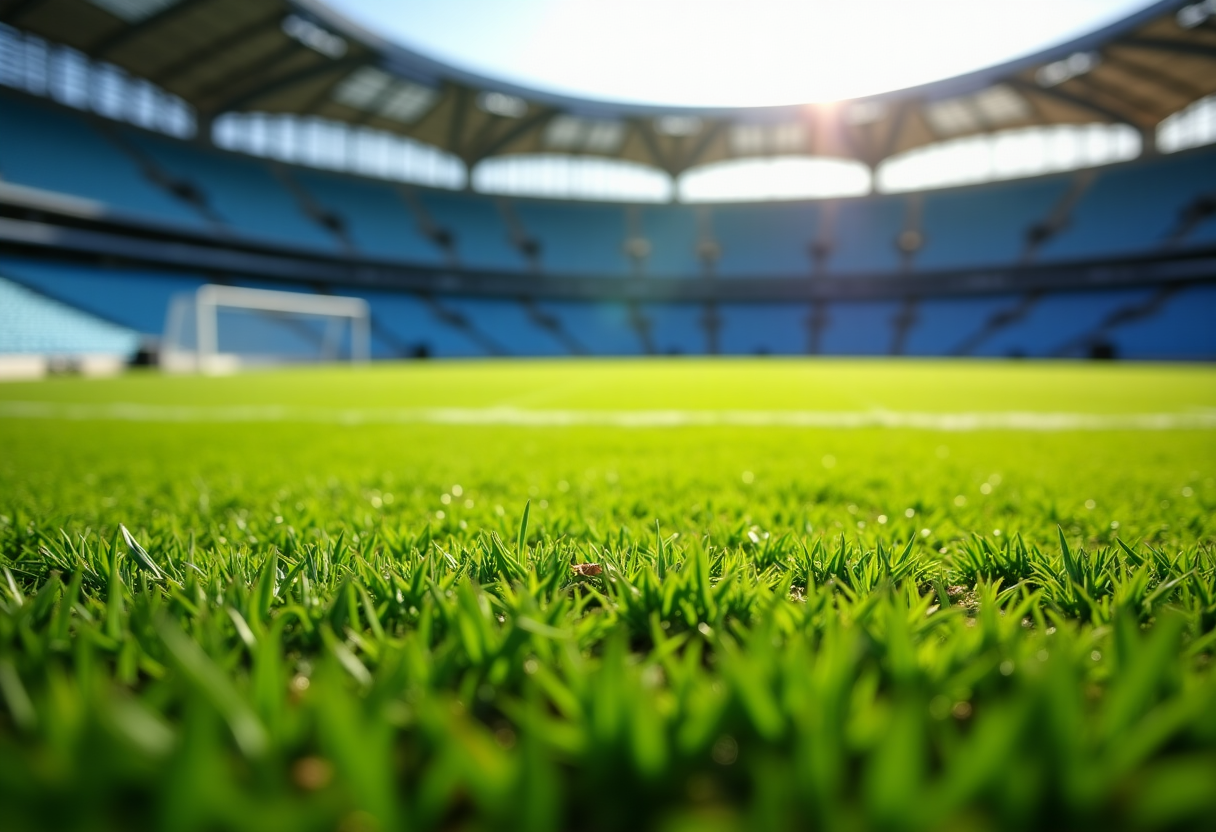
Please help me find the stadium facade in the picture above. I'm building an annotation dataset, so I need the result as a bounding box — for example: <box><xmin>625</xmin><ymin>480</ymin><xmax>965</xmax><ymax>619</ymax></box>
<box><xmin>0</xmin><ymin>0</ymin><xmax>1214</xmax><ymax>363</ymax></box>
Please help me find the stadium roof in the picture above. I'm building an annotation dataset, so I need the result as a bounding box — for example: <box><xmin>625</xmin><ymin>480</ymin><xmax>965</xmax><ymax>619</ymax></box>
<box><xmin>3</xmin><ymin>0</ymin><xmax>1215</xmax><ymax>174</ymax></box>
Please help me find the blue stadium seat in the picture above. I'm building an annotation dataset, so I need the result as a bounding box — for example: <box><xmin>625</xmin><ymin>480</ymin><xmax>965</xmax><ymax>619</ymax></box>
<box><xmin>511</xmin><ymin>200</ymin><xmax>629</xmax><ymax>275</ymax></box>
<box><xmin>718</xmin><ymin>303</ymin><xmax>808</xmax><ymax>354</ymax></box>
<box><xmin>121</xmin><ymin>130</ymin><xmax>339</xmax><ymax>252</ymax></box>
<box><xmin>0</xmin><ymin>94</ymin><xmax>207</xmax><ymax>229</ymax></box>
<box><xmin>916</xmin><ymin>178</ymin><xmax>1069</xmax><ymax>271</ymax></box>
<box><xmin>1184</xmin><ymin>200</ymin><xmax>1216</xmax><ymax>247</ymax></box>
<box><xmin>713</xmin><ymin>204</ymin><xmax>820</xmax><ymax>277</ymax></box>
<box><xmin>415</xmin><ymin>191</ymin><xmax>524</xmax><ymax>271</ymax></box>
<box><xmin>644</xmin><ymin>303</ymin><xmax>707</xmax><ymax>354</ymax></box>
<box><xmin>343</xmin><ymin>288</ymin><xmax>488</xmax><ymax>358</ymax></box>
<box><xmin>977</xmin><ymin>289</ymin><xmax>1154</xmax><ymax>357</ymax></box>
<box><xmin>639</xmin><ymin>206</ymin><xmax>701</xmax><ymax>277</ymax></box>
<box><xmin>0</xmin><ymin>256</ymin><xmax>204</xmax><ymax>335</ymax></box>
<box><xmin>1039</xmin><ymin>151</ymin><xmax>1216</xmax><ymax>261</ymax></box>
<box><xmin>0</xmin><ymin>274</ymin><xmax>139</xmax><ymax>356</ymax></box>
<box><xmin>441</xmin><ymin>298</ymin><xmax>568</xmax><ymax>356</ymax></box>
<box><xmin>818</xmin><ymin>301</ymin><xmax>902</xmax><ymax>354</ymax></box>
<box><xmin>1108</xmin><ymin>284</ymin><xmax>1216</xmax><ymax>360</ymax></box>
<box><xmin>533</xmin><ymin>301</ymin><xmax>645</xmax><ymax>355</ymax></box>
<box><xmin>828</xmin><ymin>199</ymin><xmax>904</xmax><ymax>274</ymax></box>
<box><xmin>293</xmin><ymin>170</ymin><xmax>446</xmax><ymax>264</ymax></box>
<box><xmin>903</xmin><ymin>295</ymin><xmax>1018</xmax><ymax>355</ymax></box>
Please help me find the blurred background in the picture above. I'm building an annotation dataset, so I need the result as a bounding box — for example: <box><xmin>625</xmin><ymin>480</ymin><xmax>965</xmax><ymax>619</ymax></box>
<box><xmin>0</xmin><ymin>0</ymin><xmax>1214</xmax><ymax>378</ymax></box>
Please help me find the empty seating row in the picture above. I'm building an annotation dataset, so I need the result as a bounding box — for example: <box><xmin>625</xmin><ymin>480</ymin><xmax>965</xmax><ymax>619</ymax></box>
<box><xmin>3</xmin><ymin>90</ymin><xmax>1214</xmax><ymax>281</ymax></box>
<box><xmin>1039</xmin><ymin>152</ymin><xmax>1216</xmax><ymax>261</ymax></box>
<box><xmin>0</xmin><ymin>274</ymin><xmax>140</xmax><ymax>356</ymax></box>
<box><xmin>3</xmin><ymin>256</ymin><xmax>1211</xmax><ymax>361</ymax></box>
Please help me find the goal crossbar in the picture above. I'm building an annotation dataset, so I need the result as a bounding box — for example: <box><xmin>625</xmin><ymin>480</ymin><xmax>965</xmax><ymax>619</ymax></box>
<box><xmin>165</xmin><ymin>284</ymin><xmax>371</xmax><ymax>372</ymax></box>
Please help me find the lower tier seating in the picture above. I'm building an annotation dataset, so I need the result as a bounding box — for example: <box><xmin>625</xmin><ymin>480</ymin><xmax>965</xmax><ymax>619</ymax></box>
<box><xmin>2</xmin><ymin>256</ymin><xmax>1210</xmax><ymax>361</ymax></box>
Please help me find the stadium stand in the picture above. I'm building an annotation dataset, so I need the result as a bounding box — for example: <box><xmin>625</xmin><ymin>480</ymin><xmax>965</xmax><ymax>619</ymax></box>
<box><xmin>0</xmin><ymin>257</ymin><xmax>206</xmax><ymax>336</ymax></box>
<box><xmin>638</xmin><ymin>206</ymin><xmax>703</xmax><ymax>278</ymax></box>
<box><xmin>433</xmin><ymin>298</ymin><xmax>543</xmax><ymax>356</ymax></box>
<box><xmin>976</xmin><ymin>289</ymin><xmax>1157</xmax><ymax>358</ymax></box>
<box><xmin>712</xmin><ymin>203</ymin><xmax>822</xmax><ymax>277</ymax></box>
<box><xmin>346</xmin><ymin>289</ymin><xmax>486</xmax><ymax>359</ymax></box>
<box><xmin>916</xmin><ymin>179</ymin><xmax>1070</xmax><ymax>271</ymax></box>
<box><xmin>641</xmin><ymin>303</ymin><xmax>710</xmax><ymax>355</ymax></box>
<box><xmin>532</xmin><ymin>301</ymin><xmax>646</xmax><ymax>356</ymax></box>
<box><xmin>718</xmin><ymin>303</ymin><xmax>810</xmax><ymax>354</ymax></box>
<box><xmin>902</xmin><ymin>295</ymin><xmax>1020</xmax><ymax>356</ymax></box>
<box><xmin>1</xmin><ymin>0</ymin><xmax>1214</xmax><ymax>363</ymax></box>
<box><xmin>1110</xmin><ymin>283</ymin><xmax>1216</xmax><ymax>360</ymax></box>
<box><xmin>0</xmin><ymin>96</ymin><xmax>207</xmax><ymax>231</ymax></box>
<box><xmin>291</xmin><ymin>171</ymin><xmax>446</xmax><ymax>264</ymax></box>
<box><xmin>826</xmin><ymin>199</ymin><xmax>907</xmax><ymax>275</ymax></box>
<box><xmin>816</xmin><ymin>301</ymin><xmax>906</xmax><ymax>355</ymax></box>
<box><xmin>1037</xmin><ymin>151</ymin><xmax>1216</xmax><ymax>262</ymax></box>
<box><xmin>1</xmin><ymin>248</ymin><xmax>1213</xmax><ymax>362</ymax></box>
<box><xmin>414</xmin><ymin>191</ymin><xmax>524</xmax><ymax>271</ymax></box>
<box><xmin>119</xmin><ymin>129</ymin><xmax>342</xmax><ymax>252</ymax></box>
<box><xmin>0</xmin><ymin>273</ymin><xmax>139</xmax><ymax>357</ymax></box>
<box><xmin>511</xmin><ymin>201</ymin><xmax>630</xmax><ymax>276</ymax></box>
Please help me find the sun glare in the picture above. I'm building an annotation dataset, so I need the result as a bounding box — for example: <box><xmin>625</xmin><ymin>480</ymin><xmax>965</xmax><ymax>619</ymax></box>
<box><xmin>329</xmin><ymin>0</ymin><xmax>1157</xmax><ymax>107</ymax></box>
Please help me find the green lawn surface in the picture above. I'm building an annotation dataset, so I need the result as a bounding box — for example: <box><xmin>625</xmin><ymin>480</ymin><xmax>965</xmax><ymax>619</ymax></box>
<box><xmin>1</xmin><ymin>359</ymin><xmax>1213</xmax><ymax>413</ymax></box>
<box><xmin>0</xmin><ymin>360</ymin><xmax>1214</xmax><ymax>832</ymax></box>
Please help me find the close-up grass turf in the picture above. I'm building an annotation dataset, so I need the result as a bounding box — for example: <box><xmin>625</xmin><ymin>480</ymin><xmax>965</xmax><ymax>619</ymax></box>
<box><xmin>0</xmin><ymin>359</ymin><xmax>1214</xmax><ymax>832</ymax></box>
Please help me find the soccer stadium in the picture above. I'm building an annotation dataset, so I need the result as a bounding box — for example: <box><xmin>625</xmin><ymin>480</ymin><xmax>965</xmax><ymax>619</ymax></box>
<box><xmin>0</xmin><ymin>0</ymin><xmax>1214</xmax><ymax>829</ymax></box>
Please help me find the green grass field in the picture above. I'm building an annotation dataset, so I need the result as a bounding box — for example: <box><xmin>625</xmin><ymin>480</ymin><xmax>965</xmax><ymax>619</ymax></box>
<box><xmin>1</xmin><ymin>359</ymin><xmax>1214</xmax><ymax>832</ymax></box>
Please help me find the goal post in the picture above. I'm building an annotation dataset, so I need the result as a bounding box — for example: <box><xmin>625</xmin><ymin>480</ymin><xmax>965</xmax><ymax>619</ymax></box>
<box><xmin>162</xmin><ymin>284</ymin><xmax>370</xmax><ymax>373</ymax></box>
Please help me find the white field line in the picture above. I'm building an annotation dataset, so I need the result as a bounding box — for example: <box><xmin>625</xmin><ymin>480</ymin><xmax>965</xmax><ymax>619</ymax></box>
<box><xmin>1</xmin><ymin>401</ymin><xmax>1215</xmax><ymax>431</ymax></box>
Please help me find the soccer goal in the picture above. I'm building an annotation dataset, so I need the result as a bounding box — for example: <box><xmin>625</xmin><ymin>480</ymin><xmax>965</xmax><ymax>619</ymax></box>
<box><xmin>161</xmin><ymin>284</ymin><xmax>370</xmax><ymax>373</ymax></box>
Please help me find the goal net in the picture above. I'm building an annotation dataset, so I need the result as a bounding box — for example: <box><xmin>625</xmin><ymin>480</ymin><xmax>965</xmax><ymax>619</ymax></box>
<box><xmin>161</xmin><ymin>284</ymin><xmax>370</xmax><ymax>373</ymax></box>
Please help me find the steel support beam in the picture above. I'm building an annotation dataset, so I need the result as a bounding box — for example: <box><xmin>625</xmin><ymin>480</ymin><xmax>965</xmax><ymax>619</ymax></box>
<box><xmin>88</xmin><ymin>0</ymin><xmax>213</xmax><ymax>59</ymax></box>
<box><xmin>1118</xmin><ymin>37</ymin><xmax>1216</xmax><ymax>60</ymax></box>
<box><xmin>208</xmin><ymin>53</ymin><xmax>364</xmax><ymax>115</ymax></box>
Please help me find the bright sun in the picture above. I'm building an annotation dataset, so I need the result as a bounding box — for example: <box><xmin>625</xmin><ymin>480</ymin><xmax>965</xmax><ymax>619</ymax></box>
<box><xmin>327</xmin><ymin>0</ymin><xmax>1158</xmax><ymax>107</ymax></box>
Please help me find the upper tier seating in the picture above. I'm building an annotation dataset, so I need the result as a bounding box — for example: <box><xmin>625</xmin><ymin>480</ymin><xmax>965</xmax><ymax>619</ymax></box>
<box><xmin>1038</xmin><ymin>150</ymin><xmax>1216</xmax><ymax>261</ymax></box>
<box><xmin>511</xmin><ymin>201</ymin><xmax>629</xmax><ymax>275</ymax></box>
<box><xmin>3</xmin><ymin>91</ymin><xmax>1214</xmax><ymax>293</ymax></box>
<box><xmin>0</xmin><ymin>95</ymin><xmax>207</xmax><ymax>229</ymax></box>
<box><xmin>414</xmin><ymin>190</ymin><xmax>524</xmax><ymax>271</ymax></box>
<box><xmin>292</xmin><ymin>170</ymin><xmax>446</xmax><ymax>264</ymax></box>
<box><xmin>916</xmin><ymin>178</ymin><xmax>1069</xmax><ymax>271</ymax></box>
<box><xmin>828</xmin><ymin>199</ymin><xmax>906</xmax><ymax>275</ymax></box>
<box><xmin>638</xmin><ymin>205</ymin><xmax>701</xmax><ymax>277</ymax></box>
<box><xmin>121</xmin><ymin>129</ymin><xmax>339</xmax><ymax>253</ymax></box>
<box><xmin>711</xmin><ymin>203</ymin><xmax>821</xmax><ymax>277</ymax></box>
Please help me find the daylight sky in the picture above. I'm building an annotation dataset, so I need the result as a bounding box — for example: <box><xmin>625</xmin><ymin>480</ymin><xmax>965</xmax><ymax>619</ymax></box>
<box><xmin>326</xmin><ymin>0</ymin><xmax>1158</xmax><ymax>107</ymax></box>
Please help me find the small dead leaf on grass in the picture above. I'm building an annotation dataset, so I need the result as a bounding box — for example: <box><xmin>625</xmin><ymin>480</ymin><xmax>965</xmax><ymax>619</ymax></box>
<box><xmin>292</xmin><ymin>756</ymin><xmax>334</xmax><ymax>791</ymax></box>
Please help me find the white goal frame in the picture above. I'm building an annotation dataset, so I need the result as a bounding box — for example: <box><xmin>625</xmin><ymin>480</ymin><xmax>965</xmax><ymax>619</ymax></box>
<box><xmin>162</xmin><ymin>284</ymin><xmax>370</xmax><ymax>373</ymax></box>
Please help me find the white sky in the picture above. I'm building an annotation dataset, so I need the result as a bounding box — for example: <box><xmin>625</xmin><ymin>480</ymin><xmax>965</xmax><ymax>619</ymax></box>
<box><xmin>326</xmin><ymin>0</ymin><xmax>1158</xmax><ymax>107</ymax></box>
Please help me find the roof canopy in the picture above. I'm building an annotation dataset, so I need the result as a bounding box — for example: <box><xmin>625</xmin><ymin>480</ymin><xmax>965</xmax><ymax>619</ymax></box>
<box><xmin>4</xmin><ymin>0</ymin><xmax>1214</xmax><ymax>173</ymax></box>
